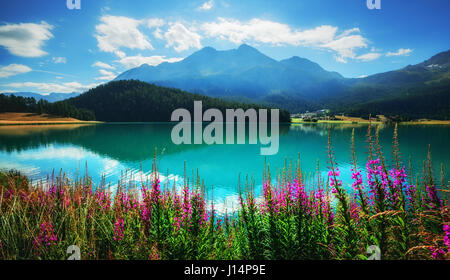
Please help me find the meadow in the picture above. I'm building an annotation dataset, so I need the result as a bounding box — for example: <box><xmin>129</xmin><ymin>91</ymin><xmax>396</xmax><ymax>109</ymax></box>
<box><xmin>0</xmin><ymin>123</ymin><xmax>448</xmax><ymax>260</ymax></box>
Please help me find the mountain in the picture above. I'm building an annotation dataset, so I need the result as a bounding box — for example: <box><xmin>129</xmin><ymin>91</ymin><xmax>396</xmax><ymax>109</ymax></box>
<box><xmin>115</xmin><ymin>44</ymin><xmax>344</xmax><ymax>102</ymax></box>
<box><xmin>115</xmin><ymin>45</ymin><xmax>450</xmax><ymax>118</ymax></box>
<box><xmin>1</xmin><ymin>92</ymin><xmax>80</xmax><ymax>102</ymax></box>
<box><xmin>66</xmin><ymin>80</ymin><xmax>291</xmax><ymax>122</ymax></box>
<box><xmin>329</xmin><ymin>50</ymin><xmax>450</xmax><ymax>119</ymax></box>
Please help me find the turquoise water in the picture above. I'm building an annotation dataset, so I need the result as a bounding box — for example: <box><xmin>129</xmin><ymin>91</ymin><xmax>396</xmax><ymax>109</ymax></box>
<box><xmin>0</xmin><ymin>123</ymin><xmax>449</xmax><ymax>212</ymax></box>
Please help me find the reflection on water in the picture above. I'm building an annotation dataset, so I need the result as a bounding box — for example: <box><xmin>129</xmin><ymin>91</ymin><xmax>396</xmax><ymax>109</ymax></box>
<box><xmin>0</xmin><ymin>123</ymin><xmax>449</xmax><ymax>212</ymax></box>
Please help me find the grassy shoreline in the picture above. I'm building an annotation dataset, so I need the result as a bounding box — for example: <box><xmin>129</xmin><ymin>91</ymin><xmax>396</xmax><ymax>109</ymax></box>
<box><xmin>291</xmin><ymin>116</ymin><xmax>450</xmax><ymax>125</ymax></box>
<box><xmin>0</xmin><ymin>112</ymin><xmax>102</xmax><ymax>126</ymax></box>
<box><xmin>0</xmin><ymin>121</ymin><xmax>102</xmax><ymax>126</ymax></box>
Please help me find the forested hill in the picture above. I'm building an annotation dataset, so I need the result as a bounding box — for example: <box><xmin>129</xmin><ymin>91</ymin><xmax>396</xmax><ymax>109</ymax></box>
<box><xmin>67</xmin><ymin>80</ymin><xmax>291</xmax><ymax>122</ymax></box>
<box><xmin>0</xmin><ymin>94</ymin><xmax>95</xmax><ymax>120</ymax></box>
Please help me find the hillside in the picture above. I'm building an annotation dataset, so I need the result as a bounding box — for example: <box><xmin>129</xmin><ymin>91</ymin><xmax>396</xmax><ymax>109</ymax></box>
<box><xmin>329</xmin><ymin>50</ymin><xmax>450</xmax><ymax>119</ymax></box>
<box><xmin>66</xmin><ymin>80</ymin><xmax>291</xmax><ymax>122</ymax></box>
<box><xmin>336</xmin><ymin>83</ymin><xmax>450</xmax><ymax>120</ymax></box>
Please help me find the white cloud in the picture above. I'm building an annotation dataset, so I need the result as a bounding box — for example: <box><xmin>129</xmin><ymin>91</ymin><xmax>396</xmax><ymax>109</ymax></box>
<box><xmin>5</xmin><ymin>81</ymin><xmax>99</xmax><ymax>94</ymax></box>
<box><xmin>0</xmin><ymin>64</ymin><xmax>32</xmax><ymax>78</ymax></box>
<box><xmin>95</xmin><ymin>15</ymin><xmax>153</xmax><ymax>55</ymax></box>
<box><xmin>386</xmin><ymin>48</ymin><xmax>412</xmax><ymax>57</ymax></box>
<box><xmin>147</xmin><ymin>18</ymin><xmax>165</xmax><ymax>28</ymax></box>
<box><xmin>92</xmin><ymin>61</ymin><xmax>115</xmax><ymax>70</ymax></box>
<box><xmin>92</xmin><ymin>16</ymin><xmax>379</xmax><ymax>64</ymax></box>
<box><xmin>16</xmin><ymin>145</ymin><xmax>90</xmax><ymax>161</ymax></box>
<box><xmin>202</xmin><ymin>18</ymin><xmax>337</xmax><ymax>46</ymax></box>
<box><xmin>202</xmin><ymin>18</ymin><xmax>372</xmax><ymax>63</ymax></box>
<box><xmin>147</xmin><ymin>18</ymin><xmax>165</xmax><ymax>40</ymax></box>
<box><xmin>0</xmin><ymin>21</ymin><xmax>53</xmax><ymax>57</ymax></box>
<box><xmin>95</xmin><ymin>69</ymin><xmax>117</xmax><ymax>81</ymax></box>
<box><xmin>116</xmin><ymin>54</ymin><xmax>183</xmax><ymax>69</ymax></box>
<box><xmin>322</xmin><ymin>34</ymin><xmax>367</xmax><ymax>62</ymax></box>
<box><xmin>153</xmin><ymin>28</ymin><xmax>164</xmax><ymax>40</ymax></box>
<box><xmin>198</xmin><ymin>0</ymin><xmax>214</xmax><ymax>11</ymax></box>
<box><xmin>164</xmin><ymin>22</ymin><xmax>202</xmax><ymax>52</ymax></box>
<box><xmin>0</xmin><ymin>89</ymin><xmax>18</xmax><ymax>93</ymax></box>
<box><xmin>334</xmin><ymin>56</ymin><xmax>347</xmax><ymax>64</ymax></box>
<box><xmin>356</xmin><ymin>52</ymin><xmax>382</xmax><ymax>62</ymax></box>
<box><xmin>52</xmin><ymin>57</ymin><xmax>66</xmax><ymax>64</ymax></box>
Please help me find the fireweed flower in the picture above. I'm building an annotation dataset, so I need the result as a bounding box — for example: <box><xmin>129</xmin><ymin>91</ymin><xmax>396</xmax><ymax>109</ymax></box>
<box><xmin>33</xmin><ymin>221</ymin><xmax>58</xmax><ymax>251</ymax></box>
<box><xmin>47</xmin><ymin>184</ymin><xmax>57</xmax><ymax>197</ymax></box>
<box><xmin>181</xmin><ymin>185</ymin><xmax>192</xmax><ymax>227</ymax></box>
<box><xmin>351</xmin><ymin>169</ymin><xmax>364</xmax><ymax>192</ymax></box>
<box><xmin>191</xmin><ymin>192</ymin><xmax>208</xmax><ymax>227</ymax></box>
<box><xmin>313</xmin><ymin>188</ymin><xmax>326</xmax><ymax>216</ymax></box>
<box><xmin>328</xmin><ymin>168</ymin><xmax>342</xmax><ymax>194</ymax></box>
<box><xmin>172</xmin><ymin>192</ymin><xmax>183</xmax><ymax>232</ymax></box>
<box><xmin>262</xmin><ymin>181</ymin><xmax>273</xmax><ymax>214</ymax></box>
<box><xmin>430</xmin><ymin>247</ymin><xmax>446</xmax><ymax>260</ymax></box>
<box><xmin>444</xmin><ymin>224</ymin><xmax>450</xmax><ymax>250</ymax></box>
<box><xmin>292</xmin><ymin>179</ymin><xmax>308</xmax><ymax>213</ymax></box>
<box><xmin>387</xmin><ymin>167</ymin><xmax>407</xmax><ymax>207</ymax></box>
<box><xmin>113</xmin><ymin>217</ymin><xmax>125</xmax><ymax>241</ymax></box>
<box><xmin>150</xmin><ymin>178</ymin><xmax>162</xmax><ymax>205</ymax></box>
<box><xmin>425</xmin><ymin>185</ymin><xmax>442</xmax><ymax>210</ymax></box>
<box><xmin>366</xmin><ymin>159</ymin><xmax>389</xmax><ymax>206</ymax></box>
<box><xmin>349</xmin><ymin>201</ymin><xmax>360</xmax><ymax>221</ymax></box>
<box><xmin>95</xmin><ymin>191</ymin><xmax>111</xmax><ymax>211</ymax></box>
<box><xmin>405</xmin><ymin>184</ymin><xmax>417</xmax><ymax>209</ymax></box>
<box><xmin>141</xmin><ymin>186</ymin><xmax>152</xmax><ymax>223</ymax></box>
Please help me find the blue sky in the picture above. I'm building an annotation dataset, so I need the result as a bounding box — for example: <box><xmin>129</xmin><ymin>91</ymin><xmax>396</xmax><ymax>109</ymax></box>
<box><xmin>0</xmin><ymin>0</ymin><xmax>449</xmax><ymax>94</ymax></box>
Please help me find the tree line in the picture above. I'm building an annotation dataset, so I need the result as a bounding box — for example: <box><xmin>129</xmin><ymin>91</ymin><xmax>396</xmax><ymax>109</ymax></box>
<box><xmin>0</xmin><ymin>94</ymin><xmax>95</xmax><ymax>120</ymax></box>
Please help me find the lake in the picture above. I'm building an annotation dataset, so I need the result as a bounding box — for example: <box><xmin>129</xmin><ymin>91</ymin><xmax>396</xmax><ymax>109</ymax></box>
<box><xmin>0</xmin><ymin>123</ymin><xmax>448</xmax><ymax>212</ymax></box>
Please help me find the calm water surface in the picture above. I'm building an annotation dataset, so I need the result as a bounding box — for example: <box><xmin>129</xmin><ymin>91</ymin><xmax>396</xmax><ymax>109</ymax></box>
<box><xmin>0</xmin><ymin>123</ymin><xmax>449</xmax><ymax>212</ymax></box>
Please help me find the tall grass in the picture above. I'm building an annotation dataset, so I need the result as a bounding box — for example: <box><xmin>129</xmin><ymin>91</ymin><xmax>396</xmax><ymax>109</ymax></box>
<box><xmin>0</xmin><ymin>125</ymin><xmax>448</xmax><ymax>260</ymax></box>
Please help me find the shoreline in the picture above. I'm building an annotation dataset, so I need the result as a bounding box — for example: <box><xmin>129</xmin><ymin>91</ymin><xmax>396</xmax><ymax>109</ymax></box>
<box><xmin>0</xmin><ymin>112</ymin><xmax>102</xmax><ymax>126</ymax></box>
<box><xmin>291</xmin><ymin>117</ymin><xmax>450</xmax><ymax>125</ymax></box>
<box><xmin>0</xmin><ymin>121</ymin><xmax>103</xmax><ymax>126</ymax></box>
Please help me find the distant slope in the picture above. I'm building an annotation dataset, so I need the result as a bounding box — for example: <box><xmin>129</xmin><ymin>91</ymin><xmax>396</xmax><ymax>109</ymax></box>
<box><xmin>1</xmin><ymin>92</ymin><xmax>80</xmax><ymax>102</ymax></box>
<box><xmin>330</xmin><ymin>50</ymin><xmax>450</xmax><ymax>119</ymax></box>
<box><xmin>337</xmin><ymin>83</ymin><xmax>450</xmax><ymax>120</ymax></box>
<box><xmin>67</xmin><ymin>80</ymin><xmax>291</xmax><ymax>122</ymax></box>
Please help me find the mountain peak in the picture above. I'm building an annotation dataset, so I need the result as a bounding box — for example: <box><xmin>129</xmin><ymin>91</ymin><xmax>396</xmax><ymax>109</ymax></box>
<box><xmin>238</xmin><ymin>43</ymin><xmax>253</xmax><ymax>49</ymax></box>
<box><xmin>237</xmin><ymin>44</ymin><xmax>260</xmax><ymax>53</ymax></box>
<box><xmin>199</xmin><ymin>46</ymin><xmax>217</xmax><ymax>52</ymax></box>
<box><xmin>280</xmin><ymin>56</ymin><xmax>327</xmax><ymax>74</ymax></box>
<box><xmin>419</xmin><ymin>49</ymin><xmax>450</xmax><ymax>68</ymax></box>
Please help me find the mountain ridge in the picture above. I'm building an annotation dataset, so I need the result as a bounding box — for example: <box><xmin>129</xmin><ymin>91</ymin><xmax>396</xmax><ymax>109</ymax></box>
<box><xmin>1</xmin><ymin>92</ymin><xmax>81</xmax><ymax>102</ymax></box>
<box><xmin>115</xmin><ymin>44</ymin><xmax>344</xmax><ymax>101</ymax></box>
